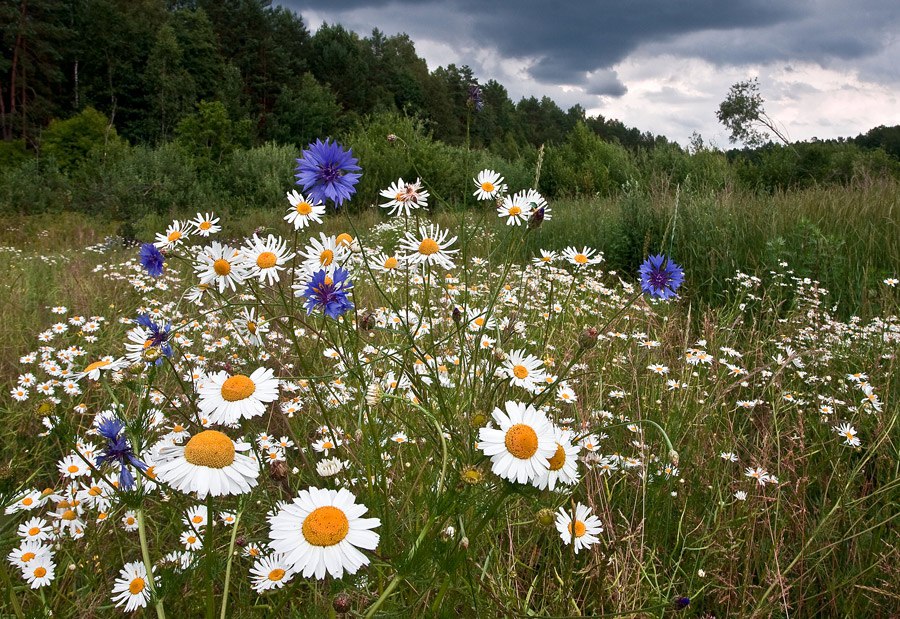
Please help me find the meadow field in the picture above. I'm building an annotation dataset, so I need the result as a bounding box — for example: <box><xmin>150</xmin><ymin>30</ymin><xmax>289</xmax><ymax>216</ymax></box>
<box><xmin>0</xmin><ymin>148</ymin><xmax>898</xmax><ymax>618</ymax></box>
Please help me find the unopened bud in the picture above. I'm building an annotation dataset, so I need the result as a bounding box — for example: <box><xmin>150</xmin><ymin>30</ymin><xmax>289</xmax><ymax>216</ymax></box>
<box><xmin>536</xmin><ymin>508</ymin><xmax>555</xmax><ymax>528</ymax></box>
<box><xmin>460</xmin><ymin>536</ymin><xmax>469</xmax><ymax>550</ymax></box>
<box><xmin>470</xmin><ymin>412</ymin><xmax>487</xmax><ymax>428</ymax></box>
<box><xmin>141</xmin><ymin>347</ymin><xmax>161</xmax><ymax>363</ymax></box>
<box><xmin>359</xmin><ymin>312</ymin><xmax>376</xmax><ymax>331</ymax></box>
<box><xmin>386</xmin><ymin>134</ymin><xmax>398</xmax><ymax>143</ymax></box>
<box><xmin>235</xmin><ymin>535</ymin><xmax>247</xmax><ymax>548</ymax></box>
<box><xmin>365</xmin><ymin>383</ymin><xmax>383</xmax><ymax>406</ymax></box>
<box><xmin>527</xmin><ymin>206</ymin><xmax>545</xmax><ymax>230</ymax></box>
<box><xmin>269</xmin><ymin>460</ymin><xmax>287</xmax><ymax>481</ymax></box>
<box><xmin>460</xmin><ymin>465</ymin><xmax>484</xmax><ymax>486</ymax></box>
<box><xmin>668</xmin><ymin>449</ymin><xmax>680</xmax><ymax>467</ymax></box>
<box><xmin>333</xmin><ymin>592</ymin><xmax>352</xmax><ymax>614</ymax></box>
<box><xmin>452</xmin><ymin>306</ymin><xmax>462</xmax><ymax>325</ymax></box>
<box><xmin>578</xmin><ymin>327</ymin><xmax>599</xmax><ymax>350</ymax></box>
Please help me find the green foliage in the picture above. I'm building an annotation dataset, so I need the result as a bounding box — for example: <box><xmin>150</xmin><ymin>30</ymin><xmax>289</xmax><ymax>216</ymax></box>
<box><xmin>41</xmin><ymin>107</ymin><xmax>123</xmax><ymax>170</ymax></box>
<box><xmin>175</xmin><ymin>100</ymin><xmax>252</xmax><ymax>167</ymax></box>
<box><xmin>0</xmin><ymin>139</ymin><xmax>29</xmax><ymax>168</ymax></box>
<box><xmin>540</xmin><ymin>122</ymin><xmax>638</xmax><ymax>197</ymax></box>
<box><xmin>269</xmin><ymin>74</ymin><xmax>342</xmax><ymax>147</ymax></box>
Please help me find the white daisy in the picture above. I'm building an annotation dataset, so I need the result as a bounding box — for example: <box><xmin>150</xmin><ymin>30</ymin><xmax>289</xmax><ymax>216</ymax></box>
<box><xmin>268</xmin><ymin>487</ymin><xmax>380</xmax><ymax>579</ymax></box>
<box><xmin>379</xmin><ymin>177</ymin><xmax>429</xmax><ymax>217</ymax></box>
<box><xmin>7</xmin><ymin>541</ymin><xmax>51</xmax><ymax>569</ymax></box>
<box><xmin>473</xmin><ymin>169</ymin><xmax>506</xmax><ymax>200</ymax></box>
<box><xmin>111</xmin><ymin>561</ymin><xmax>153</xmax><ymax>612</ymax></box>
<box><xmin>562</xmin><ymin>246</ymin><xmax>603</xmax><ymax>267</ymax></box>
<box><xmin>398</xmin><ymin>224</ymin><xmax>458</xmax><ymax>271</ymax></box>
<box><xmin>502</xmin><ymin>349</ymin><xmax>547</xmax><ymax>392</ymax></box>
<box><xmin>533</xmin><ymin>428</ymin><xmax>581</xmax><ymax>491</ymax></box>
<box><xmin>555</xmin><ymin>503</ymin><xmax>603</xmax><ymax>553</ymax></box>
<box><xmin>18</xmin><ymin>517</ymin><xmax>51</xmax><ymax>542</ymax></box>
<box><xmin>298</xmin><ymin>233</ymin><xmax>349</xmax><ymax>276</ymax></box>
<box><xmin>284</xmin><ymin>190</ymin><xmax>326</xmax><ymax>230</ymax></box>
<box><xmin>477</xmin><ymin>401</ymin><xmax>556</xmax><ymax>484</ymax></box>
<box><xmin>190</xmin><ymin>212</ymin><xmax>221</xmax><ymax>236</ymax></box>
<box><xmin>154</xmin><ymin>430</ymin><xmax>260</xmax><ymax>499</ymax></box>
<box><xmin>197</xmin><ymin>368</ymin><xmax>280</xmax><ymax>425</ymax></box>
<box><xmin>243</xmin><ymin>234</ymin><xmax>295</xmax><ymax>286</ymax></box>
<box><xmin>233</xmin><ymin>308</ymin><xmax>268</xmax><ymax>347</ymax></box>
<box><xmin>154</xmin><ymin>220</ymin><xmax>189</xmax><ymax>249</ymax></box>
<box><xmin>195</xmin><ymin>241</ymin><xmax>249</xmax><ymax>293</ymax></box>
<box><xmin>497</xmin><ymin>191</ymin><xmax>532</xmax><ymax>226</ymax></box>
<box><xmin>22</xmin><ymin>553</ymin><xmax>55</xmax><ymax>588</ymax></box>
<box><xmin>77</xmin><ymin>356</ymin><xmax>126</xmax><ymax>381</ymax></box>
<box><xmin>250</xmin><ymin>554</ymin><xmax>294</xmax><ymax>593</ymax></box>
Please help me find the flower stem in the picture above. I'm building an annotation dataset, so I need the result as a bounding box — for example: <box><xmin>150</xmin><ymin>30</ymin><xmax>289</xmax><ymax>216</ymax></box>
<box><xmin>137</xmin><ymin>505</ymin><xmax>166</xmax><ymax>619</ymax></box>
<box><xmin>219</xmin><ymin>508</ymin><xmax>243</xmax><ymax>619</ymax></box>
<box><xmin>0</xmin><ymin>550</ymin><xmax>25</xmax><ymax>619</ymax></box>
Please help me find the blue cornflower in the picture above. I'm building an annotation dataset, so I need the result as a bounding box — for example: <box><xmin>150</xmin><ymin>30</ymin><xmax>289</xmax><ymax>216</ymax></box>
<box><xmin>95</xmin><ymin>417</ymin><xmax>147</xmax><ymax>490</ymax></box>
<box><xmin>467</xmin><ymin>84</ymin><xmax>484</xmax><ymax>112</ymax></box>
<box><xmin>303</xmin><ymin>268</ymin><xmax>354</xmax><ymax>318</ymax></box>
<box><xmin>294</xmin><ymin>138</ymin><xmax>362</xmax><ymax>207</ymax></box>
<box><xmin>639</xmin><ymin>254</ymin><xmax>685</xmax><ymax>299</ymax></box>
<box><xmin>135</xmin><ymin>314</ymin><xmax>173</xmax><ymax>364</ymax></box>
<box><xmin>139</xmin><ymin>243</ymin><xmax>165</xmax><ymax>277</ymax></box>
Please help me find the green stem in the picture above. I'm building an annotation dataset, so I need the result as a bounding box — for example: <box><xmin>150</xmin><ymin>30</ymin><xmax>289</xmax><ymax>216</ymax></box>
<box><xmin>0</xmin><ymin>547</ymin><xmax>25</xmax><ymax>619</ymax></box>
<box><xmin>137</xmin><ymin>500</ymin><xmax>166</xmax><ymax>619</ymax></box>
<box><xmin>219</xmin><ymin>508</ymin><xmax>243</xmax><ymax>619</ymax></box>
<box><xmin>205</xmin><ymin>496</ymin><xmax>215</xmax><ymax>619</ymax></box>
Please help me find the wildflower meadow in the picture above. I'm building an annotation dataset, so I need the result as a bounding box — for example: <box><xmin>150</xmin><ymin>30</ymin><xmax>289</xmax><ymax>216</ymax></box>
<box><xmin>0</xmin><ymin>134</ymin><xmax>898</xmax><ymax>619</ymax></box>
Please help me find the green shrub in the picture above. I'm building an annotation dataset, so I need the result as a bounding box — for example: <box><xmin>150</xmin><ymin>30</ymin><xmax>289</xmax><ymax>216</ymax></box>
<box><xmin>41</xmin><ymin>107</ymin><xmax>124</xmax><ymax>170</ymax></box>
<box><xmin>540</xmin><ymin>122</ymin><xmax>637</xmax><ymax>197</ymax></box>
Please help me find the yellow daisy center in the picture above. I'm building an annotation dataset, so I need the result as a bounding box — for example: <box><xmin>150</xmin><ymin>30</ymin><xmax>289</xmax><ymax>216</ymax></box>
<box><xmin>34</xmin><ymin>567</ymin><xmax>47</xmax><ymax>578</ymax></box>
<box><xmin>28</xmin><ymin>527</ymin><xmax>41</xmax><ymax>536</ymax></box>
<box><xmin>256</xmin><ymin>252</ymin><xmax>277</xmax><ymax>269</ymax></box>
<box><xmin>512</xmin><ymin>364</ymin><xmax>529</xmax><ymax>379</ymax></box>
<box><xmin>302</xmin><ymin>506</ymin><xmax>350</xmax><ymax>546</ymax></box>
<box><xmin>418</xmin><ymin>238</ymin><xmax>440</xmax><ymax>255</ymax></box>
<box><xmin>187</xmin><ymin>536</ymin><xmax>197</xmax><ymax>544</ymax></box>
<box><xmin>505</xmin><ymin>424</ymin><xmax>539</xmax><ymax>459</ymax></box>
<box><xmin>574</xmin><ymin>254</ymin><xmax>588</xmax><ymax>265</ymax></box>
<box><xmin>296</xmin><ymin>201</ymin><xmax>312</xmax><ymax>215</ymax></box>
<box><xmin>336</xmin><ymin>233</ymin><xmax>353</xmax><ymax>247</ymax></box>
<box><xmin>129</xmin><ymin>577</ymin><xmax>145</xmax><ymax>594</ymax></box>
<box><xmin>548</xmin><ymin>444</ymin><xmax>566</xmax><ymax>471</ymax></box>
<box><xmin>61</xmin><ymin>509</ymin><xmax>77</xmax><ymax>521</ymax></box>
<box><xmin>183</xmin><ymin>430</ymin><xmax>236</xmax><ymax>469</ymax></box>
<box><xmin>320</xmin><ymin>249</ymin><xmax>334</xmax><ymax>266</ymax></box>
<box><xmin>199</xmin><ymin>221</ymin><xmax>212</xmax><ymax>230</ymax></box>
<box><xmin>67</xmin><ymin>465</ymin><xmax>80</xmax><ymax>474</ymax></box>
<box><xmin>22</xmin><ymin>497</ymin><xmax>33</xmax><ymax>506</ymax></box>
<box><xmin>481</xmin><ymin>181</ymin><xmax>495</xmax><ymax>193</ymax></box>
<box><xmin>167</xmin><ymin>230</ymin><xmax>181</xmax><ymax>242</ymax></box>
<box><xmin>508</xmin><ymin>206</ymin><xmax>521</xmax><ymax>216</ymax></box>
<box><xmin>247</xmin><ymin>321</ymin><xmax>257</xmax><ymax>334</ymax></box>
<box><xmin>21</xmin><ymin>552</ymin><xmax>35</xmax><ymax>562</ymax></box>
<box><xmin>568</xmin><ymin>520</ymin><xmax>587</xmax><ymax>537</ymax></box>
<box><xmin>221</xmin><ymin>374</ymin><xmax>256</xmax><ymax>401</ymax></box>
<box><xmin>213</xmin><ymin>258</ymin><xmax>232</xmax><ymax>276</ymax></box>
<box><xmin>383</xmin><ymin>256</ymin><xmax>398</xmax><ymax>269</ymax></box>
<box><xmin>83</xmin><ymin>359</ymin><xmax>110</xmax><ymax>373</ymax></box>
<box><xmin>192</xmin><ymin>515</ymin><xmax>203</xmax><ymax>524</ymax></box>
<box><xmin>268</xmin><ymin>568</ymin><xmax>286</xmax><ymax>581</ymax></box>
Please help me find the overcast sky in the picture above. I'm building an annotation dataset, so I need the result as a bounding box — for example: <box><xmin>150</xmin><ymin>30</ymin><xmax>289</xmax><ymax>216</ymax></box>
<box><xmin>278</xmin><ymin>0</ymin><xmax>900</xmax><ymax>146</ymax></box>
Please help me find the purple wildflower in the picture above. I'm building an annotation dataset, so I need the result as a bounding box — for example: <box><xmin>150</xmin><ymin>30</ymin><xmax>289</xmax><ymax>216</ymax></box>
<box><xmin>639</xmin><ymin>254</ymin><xmax>685</xmax><ymax>299</ymax></box>
<box><xmin>95</xmin><ymin>417</ymin><xmax>147</xmax><ymax>490</ymax></box>
<box><xmin>139</xmin><ymin>243</ymin><xmax>165</xmax><ymax>277</ymax></box>
<box><xmin>303</xmin><ymin>268</ymin><xmax>354</xmax><ymax>319</ymax></box>
<box><xmin>294</xmin><ymin>138</ymin><xmax>362</xmax><ymax>207</ymax></box>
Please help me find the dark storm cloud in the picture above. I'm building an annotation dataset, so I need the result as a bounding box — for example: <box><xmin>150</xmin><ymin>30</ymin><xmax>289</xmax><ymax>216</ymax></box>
<box><xmin>280</xmin><ymin>0</ymin><xmax>900</xmax><ymax>91</ymax></box>
<box><xmin>281</xmin><ymin>0</ymin><xmax>801</xmax><ymax>87</ymax></box>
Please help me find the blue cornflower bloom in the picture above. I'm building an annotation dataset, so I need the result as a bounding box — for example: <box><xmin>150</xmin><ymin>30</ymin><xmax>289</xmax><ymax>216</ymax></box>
<box><xmin>303</xmin><ymin>268</ymin><xmax>354</xmax><ymax>318</ymax></box>
<box><xmin>95</xmin><ymin>417</ymin><xmax>147</xmax><ymax>490</ymax></box>
<box><xmin>294</xmin><ymin>138</ymin><xmax>362</xmax><ymax>207</ymax></box>
<box><xmin>467</xmin><ymin>84</ymin><xmax>484</xmax><ymax>112</ymax></box>
<box><xmin>639</xmin><ymin>254</ymin><xmax>685</xmax><ymax>299</ymax></box>
<box><xmin>135</xmin><ymin>314</ymin><xmax>173</xmax><ymax>364</ymax></box>
<box><xmin>139</xmin><ymin>243</ymin><xmax>165</xmax><ymax>277</ymax></box>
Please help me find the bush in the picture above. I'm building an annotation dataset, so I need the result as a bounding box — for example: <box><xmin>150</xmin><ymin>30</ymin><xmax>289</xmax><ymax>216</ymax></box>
<box><xmin>540</xmin><ymin>122</ymin><xmax>637</xmax><ymax>197</ymax></box>
<box><xmin>41</xmin><ymin>107</ymin><xmax>124</xmax><ymax>170</ymax></box>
